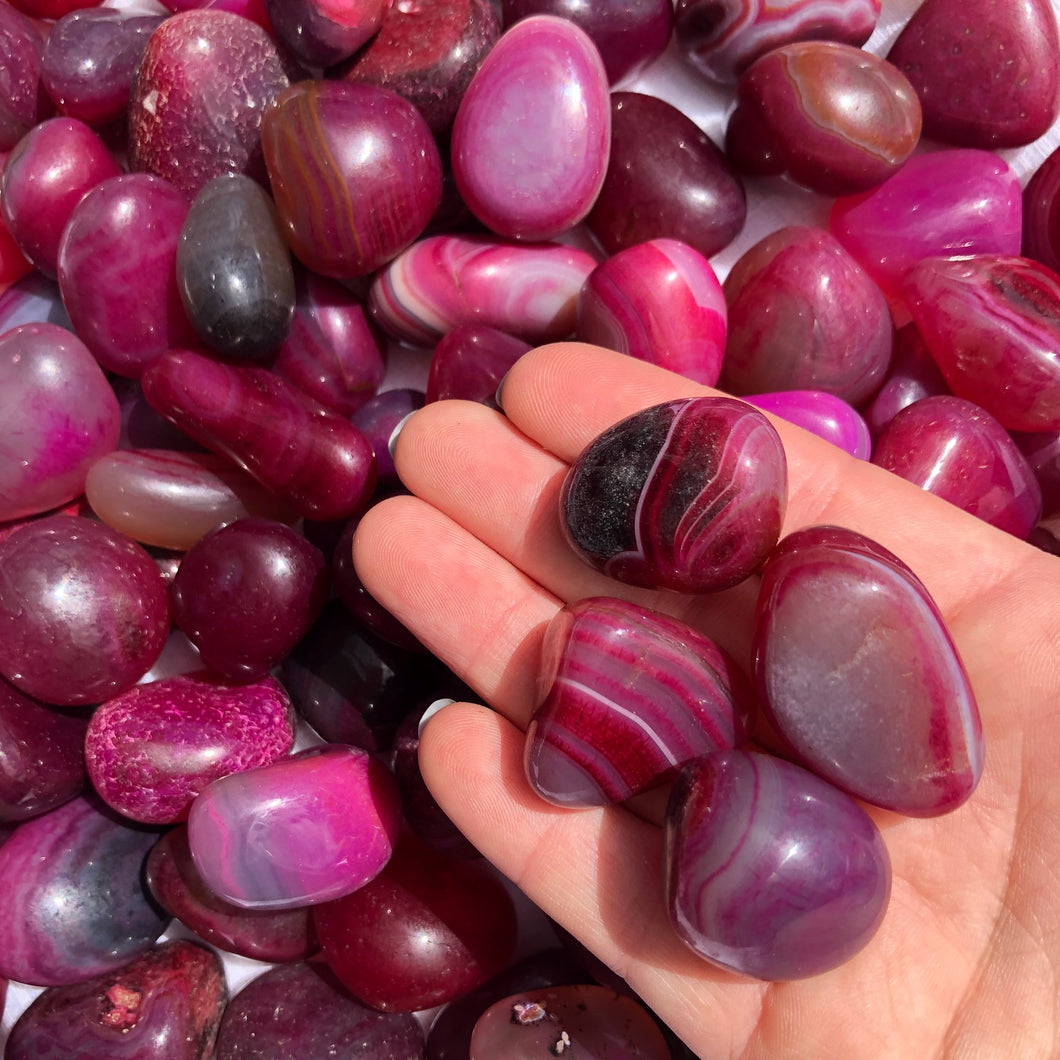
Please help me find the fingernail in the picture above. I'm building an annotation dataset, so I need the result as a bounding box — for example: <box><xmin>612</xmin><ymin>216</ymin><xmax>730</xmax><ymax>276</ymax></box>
<box><xmin>418</xmin><ymin>698</ymin><xmax>455</xmax><ymax>737</ymax></box>
<box><xmin>494</xmin><ymin>371</ymin><xmax>508</xmax><ymax>412</ymax></box>
<box><xmin>387</xmin><ymin>411</ymin><xmax>416</xmax><ymax>459</ymax></box>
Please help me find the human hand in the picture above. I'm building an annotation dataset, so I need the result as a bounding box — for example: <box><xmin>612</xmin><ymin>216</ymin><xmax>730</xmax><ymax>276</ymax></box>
<box><xmin>353</xmin><ymin>341</ymin><xmax>1060</xmax><ymax>1059</ymax></box>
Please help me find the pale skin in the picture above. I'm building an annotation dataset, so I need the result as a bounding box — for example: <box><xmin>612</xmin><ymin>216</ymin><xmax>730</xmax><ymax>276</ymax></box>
<box><xmin>352</xmin><ymin>342</ymin><xmax>1060</xmax><ymax>1060</ymax></box>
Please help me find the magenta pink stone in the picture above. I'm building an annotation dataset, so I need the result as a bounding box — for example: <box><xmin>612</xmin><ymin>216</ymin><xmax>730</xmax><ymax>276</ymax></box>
<box><xmin>872</xmin><ymin>395</ymin><xmax>1042</xmax><ymax>538</ymax></box>
<box><xmin>0</xmin><ymin>322</ymin><xmax>119</xmax><ymax>522</ymax></box>
<box><xmin>675</xmin><ymin>0</ymin><xmax>880</xmax><ymax>84</ymax></box>
<box><xmin>0</xmin><ymin>2</ymin><xmax>49</xmax><ymax>151</ymax></box>
<box><xmin>886</xmin><ymin>0</ymin><xmax>1060</xmax><ymax>149</ymax></box>
<box><xmin>753</xmin><ymin>524</ymin><xmax>984</xmax><ymax>816</ymax></box>
<box><xmin>1023</xmin><ymin>144</ymin><xmax>1060</xmax><ymax>274</ymax></box>
<box><xmin>903</xmin><ymin>254</ymin><xmax>1060</xmax><ymax>433</ymax></box>
<box><xmin>85</xmin><ymin>672</ymin><xmax>297</xmax><ymax>825</ymax></box>
<box><xmin>863</xmin><ymin>321</ymin><xmax>950</xmax><ymax>439</ymax></box>
<box><xmin>188</xmin><ymin>743</ymin><xmax>402</xmax><ymax>909</ymax></box>
<box><xmin>262</xmin><ymin>79</ymin><xmax>443</xmax><ymax>280</ymax></box>
<box><xmin>563</xmin><ymin>396</ymin><xmax>786</xmax><ymax>593</ymax></box>
<box><xmin>427</xmin><ymin>324</ymin><xmax>531</xmax><ymax>408</ymax></box>
<box><xmin>576</xmin><ymin>238</ymin><xmax>727</xmax><ymax>387</ymax></box>
<box><xmin>0</xmin><ymin>515</ymin><xmax>170</xmax><ymax>707</ymax></box>
<box><xmin>527</xmin><ymin>597</ymin><xmax>747</xmax><ymax>807</ymax></box>
<box><xmin>451</xmin><ymin>15</ymin><xmax>610</xmax><ymax>240</ymax></box>
<box><xmin>747</xmin><ymin>390</ymin><xmax>871</xmax><ymax>460</ymax></box>
<box><xmin>368</xmin><ymin>234</ymin><xmax>598</xmax><ymax>347</ymax></box>
<box><xmin>265</xmin><ymin>0</ymin><xmax>386</xmax><ymax>67</ymax></box>
<box><xmin>665</xmin><ymin>750</ymin><xmax>890</xmax><ymax>980</ymax></box>
<box><xmin>829</xmin><ymin>149</ymin><xmax>1023</xmax><ymax>310</ymax></box>
<box><xmin>141</xmin><ymin>349</ymin><xmax>378</xmax><ymax>523</ymax></box>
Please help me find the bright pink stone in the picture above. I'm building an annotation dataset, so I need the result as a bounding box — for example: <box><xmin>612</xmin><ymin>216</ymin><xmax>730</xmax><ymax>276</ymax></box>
<box><xmin>747</xmin><ymin>390</ymin><xmax>871</xmax><ymax>459</ymax></box>
<box><xmin>451</xmin><ymin>15</ymin><xmax>610</xmax><ymax>241</ymax></box>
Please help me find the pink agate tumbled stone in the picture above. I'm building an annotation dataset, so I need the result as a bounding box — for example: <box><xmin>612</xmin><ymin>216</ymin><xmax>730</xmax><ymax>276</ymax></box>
<box><xmin>576</xmin><ymin>238</ymin><xmax>727</xmax><ymax>387</ymax></box>
<box><xmin>747</xmin><ymin>390</ymin><xmax>871</xmax><ymax>460</ymax></box>
<box><xmin>188</xmin><ymin>744</ymin><xmax>402</xmax><ymax>910</ymax></box>
<box><xmin>0</xmin><ymin>322</ymin><xmax>119</xmax><ymax>522</ymax></box>
<box><xmin>427</xmin><ymin>324</ymin><xmax>531</xmax><ymax>408</ymax></box>
<box><xmin>451</xmin><ymin>15</ymin><xmax>610</xmax><ymax>241</ymax></box>
<box><xmin>753</xmin><ymin>525</ymin><xmax>984</xmax><ymax>816</ymax></box>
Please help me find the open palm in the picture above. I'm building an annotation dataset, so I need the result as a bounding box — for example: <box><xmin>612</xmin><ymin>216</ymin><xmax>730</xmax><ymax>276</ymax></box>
<box><xmin>353</xmin><ymin>342</ymin><xmax>1060</xmax><ymax>1059</ymax></box>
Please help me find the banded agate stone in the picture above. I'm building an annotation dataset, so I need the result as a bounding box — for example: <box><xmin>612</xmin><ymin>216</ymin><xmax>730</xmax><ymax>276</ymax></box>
<box><xmin>527</xmin><ymin>597</ymin><xmax>746</xmax><ymax>807</ymax></box>
<box><xmin>561</xmin><ymin>396</ymin><xmax>787</xmax><ymax>593</ymax></box>
<box><xmin>753</xmin><ymin>525</ymin><xmax>984</xmax><ymax>816</ymax></box>
<box><xmin>665</xmin><ymin>750</ymin><xmax>890</xmax><ymax>980</ymax></box>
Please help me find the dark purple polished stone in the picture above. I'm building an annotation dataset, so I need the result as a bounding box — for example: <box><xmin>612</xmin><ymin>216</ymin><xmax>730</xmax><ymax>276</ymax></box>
<box><xmin>336</xmin><ymin>0</ymin><xmax>499</xmax><ymax>139</ymax></box>
<box><xmin>0</xmin><ymin>1</ymin><xmax>49</xmax><ymax>151</ymax></box>
<box><xmin>265</xmin><ymin>0</ymin><xmax>386</xmax><ymax>68</ymax></box>
<box><xmin>527</xmin><ymin>597</ymin><xmax>746</xmax><ymax>807</ymax></box>
<box><xmin>721</xmin><ymin>225</ymin><xmax>893</xmax><ymax>405</ymax></box>
<box><xmin>85</xmin><ymin>672</ymin><xmax>297</xmax><ymax>824</ymax></box>
<box><xmin>350</xmin><ymin>388</ymin><xmax>425</xmax><ymax>490</ymax></box>
<box><xmin>427</xmin><ymin>324</ymin><xmax>531</xmax><ymax>408</ymax></box>
<box><xmin>886</xmin><ymin>0</ymin><xmax>1060</xmax><ymax>149</ymax></box>
<box><xmin>0</xmin><ymin>675</ymin><xmax>85</xmax><ymax>822</ymax></box>
<box><xmin>665</xmin><ymin>750</ymin><xmax>891</xmax><ymax>980</ymax></box>
<box><xmin>561</xmin><ymin>396</ymin><xmax>787</xmax><ymax>593</ymax></box>
<box><xmin>1024</xmin><ymin>143</ymin><xmax>1060</xmax><ymax>274</ymax></box>
<box><xmin>576</xmin><ymin>238</ymin><xmax>727</xmax><ymax>387</ymax></box>
<box><xmin>588</xmin><ymin>91</ymin><xmax>746</xmax><ymax>259</ymax></box>
<box><xmin>177</xmin><ymin>173</ymin><xmax>295</xmax><ymax>359</ymax></box>
<box><xmin>872</xmin><ymin>395</ymin><xmax>1042</xmax><ymax>538</ymax></box>
<box><xmin>0</xmin><ymin>116</ymin><xmax>122</xmax><ymax>277</ymax></box>
<box><xmin>280</xmin><ymin>599</ymin><xmax>444</xmax><ymax>750</ymax></box>
<box><xmin>141</xmin><ymin>348</ymin><xmax>378</xmax><ymax>523</ymax></box>
<box><xmin>5</xmin><ymin>939</ymin><xmax>227</xmax><ymax>1060</ymax></box>
<box><xmin>753</xmin><ymin>525</ymin><xmax>984</xmax><ymax>815</ymax></box>
<box><xmin>0</xmin><ymin>515</ymin><xmax>170</xmax><ymax>707</ymax></box>
<box><xmin>903</xmin><ymin>254</ymin><xmax>1060</xmax><ymax>433</ymax></box>
<box><xmin>863</xmin><ymin>321</ymin><xmax>950</xmax><ymax>440</ymax></box>
<box><xmin>128</xmin><ymin>9</ymin><xmax>291</xmax><ymax>199</ymax></box>
<box><xmin>41</xmin><ymin>9</ymin><xmax>165</xmax><ymax>128</ymax></box>
<box><xmin>314</xmin><ymin>831</ymin><xmax>519</xmax><ymax>1012</ymax></box>
<box><xmin>271</xmin><ymin>269</ymin><xmax>386</xmax><ymax>418</ymax></box>
<box><xmin>216</xmin><ymin>960</ymin><xmax>424</xmax><ymax>1059</ymax></box>
<box><xmin>57</xmin><ymin>172</ymin><xmax>198</xmax><ymax>378</ymax></box>
<box><xmin>725</xmin><ymin>40</ymin><xmax>921</xmax><ymax>196</ymax></box>
<box><xmin>747</xmin><ymin>391</ymin><xmax>871</xmax><ymax>459</ymax></box>
<box><xmin>262</xmin><ymin>79</ymin><xmax>443</xmax><ymax>279</ymax></box>
<box><xmin>146</xmin><ymin>824</ymin><xmax>317</xmax><ymax>963</ymax></box>
<box><xmin>170</xmin><ymin>517</ymin><xmax>329</xmax><ymax>682</ymax></box>
<box><xmin>1013</xmin><ymin>428</ymin><xmax>1060</xmax><ymax>519</ymax></box>
<box><xmin>0</xmin><ymin>794</ymin><xmax>168</xmax><ymax>986</ymax></box>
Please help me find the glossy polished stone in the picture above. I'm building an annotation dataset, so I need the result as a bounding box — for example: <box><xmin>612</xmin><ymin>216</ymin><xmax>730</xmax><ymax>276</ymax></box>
<box><xmin>872</xmin><ymin>395</ymin><xmax>1042</xmax><ymax>538</ymax></box>
<box><xmin>351</xmin><ymin>388</ymin><xmax>426</xmax><ymax>491</ymax></box>
<box><xmin>265</xmin><ymin>0</ymin><xmax>386</xmax><ymax>67</ymax></box>
<box><xmin>753</xmin><ymin>525</ymin><xmax>984</xmax><ymax>815</ymax></box>
<box><xmin>5</xmin><ymin>939</ymin><xmax>227</xmax><ymax>1060</ymax></box>
<box><xmin>57</xmin><ymin>172</ymin><xmax>199</xmax><ymax>378</ymax></box>
<box><xmin>427</xmin><ymin>324</ymin><xmax>531</xmax><ymax>407</ymax></box>
<box><xmin>0</xmin><ymin>676</ymin><xmax>86</xmax><ymax>823</ymax></box>
<box><xmin>588</xmin><ymin>91</ymin><xmax>746</xmax><ymax>259</ymax></box>
<box><xmin>1023</xmin><ymin>144</ymin><xmax>1060</xmax><ymax>274</ymax></box>
<box><xmin>725</xmin><ymin>41</ymin><xmax>921</xmax><ymax>196</ymax></box>
<box><xmin>747</xmin><ymin>390</ymin><xmax>871</xmax><ymax>459</ymax></box>
<box><xmin>177</xmin><ymin>173</ymin><xmax>295</xmax><ymax>358</ymax></box>
<box><xmin>85</xmin><ymin>672</ymin><xmax>297</xmax><ymax>824</ymax></box>
<box><xmin>141</xmin><ymin>349</ymin><xmax>378</xmax><ymax>522</ymax></box>
<box><xmin>0</xmin><ymin>1</ymin><xmax>49</xmax><ymax>151</ymax></box>
<box><xmin>215</xmin><ymin>961</ymin><xmax>424</xmax><ymax>1060</ymax></box>
<box><xmin>721</xmin><ymin>225</ymin><xmax>893</xmax><ymax>405</ymax></box>
<box><xmin>863</xmin><ymin>322</ymin><xmax>950</xmax><ymax>439</ymax></box>
<box><xmin>451</xmin><ymin>15</ymin><xmax>610</xmax><ymax>241</ymax></box>
<box><xmin>561</xmin><ymin>396</ymin><xmax>787</xmax><ymax>593</ymax></box>
<box><xmin>128</xmin><ymin>10</ymin><xmax>291</xmax><ymax>199</ymax></box>
<box><xmin>0</xmin><ymin>515</ymin><xmax>170</xmax><ymax>707</ymax></box>
<box><xmin>368</xmin><ymin>234</ymin><xmax>597</xmax><ymax>346</ymax></box>
<box><xmin>829</xmin><ymin>149</ymin><xmax>1023</xmax><ymax>310</ymax></box>
<box><xmin>188</xmin><ymin>744</ymin><xmax>402</xmax><ymax>909</ymax></box>
<box><xmin>86</xmin><ymin>448</ymin><xmax>299</xmax><ymax>551</ymax></box>
<box><xmin>527</xmin><ymin>597</ymin><xmax>746</xmax><ymax>807</ymax></box>
<box><xmin>314</xmin><ymin>831</ymin><xmax>518</xmax><ymax>1012</ymax></box>
<box><xmin>0</xmin><ymin>116</ymin><xmax>122</xmax><ymax>277</ymax></box>
<box><xmin>146</xmin><ymin>825</ymin><xmax>318</xmax><ymax>963</ymax></box>
<box><xmin>0</xmin><ymin>794</ymin><xmax>168</xmax><ymax>986</ymax></box>
<box><xmin>336</xmin><ymin>0</ymin><xmax>500</xmax><ymax>139</ymax></box>
<box><xmin>0</xmin><ymin>271</ymin><xmax>69</xmax><ymax>332</ymax></box>
<box><xmin>887</xmin><ymin>0</ymin><xmax>1060</xmax><ymax>149</ymax></box>
<box><xmin>665</xmin><ymin>750</ymin><xmax>890</xmax><ymax>980</ymax></box>
<box><xmin>0</xmin><ymin>322</ymin><xmax>120</xmax><ymax>522</ymax></box>
<box><xmin>903</xmin><ymin>254</ymin><xmax>1060</xmax><ymax>433</ymax></box>
<box><xmin>262</xmin><ymin>79</ymin><xmax>443</xmax><ymax>279</ymax></box>
<box><xmin>675</xmin><ymin>0</ymin><xmax>880</xmax><ymax>84</ymax></box>
<box><xmin>577</xmin><ymin>238</ymin><xmax>727</xmax><ymax>387</ymax></box>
